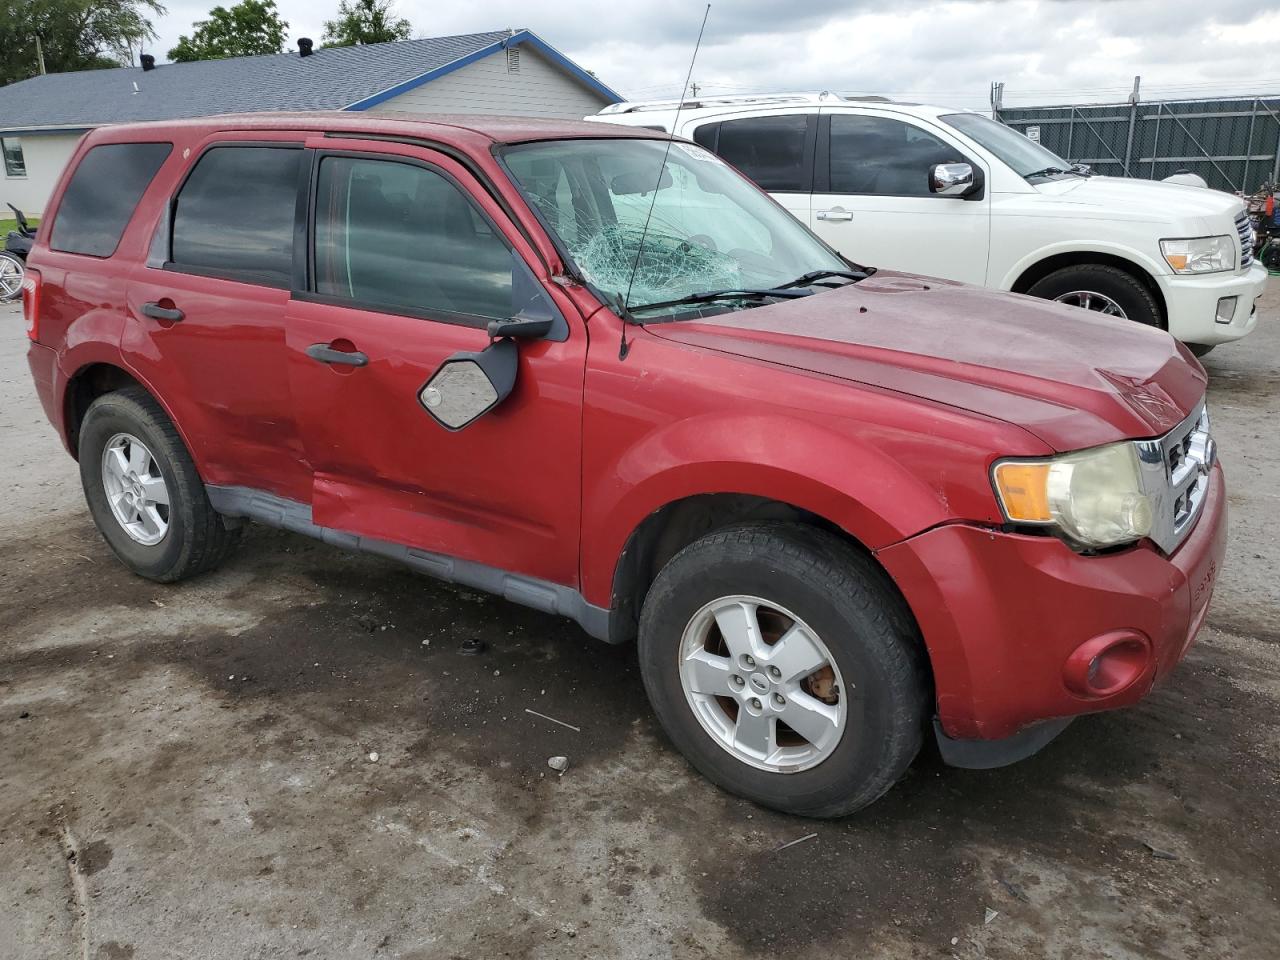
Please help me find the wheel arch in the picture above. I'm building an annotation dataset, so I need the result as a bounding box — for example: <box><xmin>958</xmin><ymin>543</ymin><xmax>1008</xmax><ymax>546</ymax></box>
<box><xmin>604</xmin><ymin>492</ymin><xmax>925</xmax><ymax>660</ymax></box>
<box><xmin>63</xmin><ymin>363</ymin><xmax>148</xmax><ymax>458</ymax></box>
<box><xmin>1009</xmin><ymin>250</ymin><xmax>1168</xmax><ymax>328</ymax></box>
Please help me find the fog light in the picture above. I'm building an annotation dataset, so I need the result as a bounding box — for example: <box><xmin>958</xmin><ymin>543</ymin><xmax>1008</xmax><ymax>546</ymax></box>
<box><xmin>1063</xmin><ymin>631</ymin><xmax>1151</xmax><ymax>698</ymax></box>
<box><xmin>1215</xmin><ymin>296</ymin><xmax>1237</xmax><ymax>324</ymax></box>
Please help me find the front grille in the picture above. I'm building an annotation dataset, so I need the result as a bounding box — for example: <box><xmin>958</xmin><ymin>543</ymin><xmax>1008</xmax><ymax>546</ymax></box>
<box><xmin>1136</xmin><ymin>403</ymin><xmax>1214</xmax><ymax>554</ymax></box>
<box><xmin>1235</xmin><ymin>210</ymin><xmax>1253</xmax><ymax>268</ymax></box>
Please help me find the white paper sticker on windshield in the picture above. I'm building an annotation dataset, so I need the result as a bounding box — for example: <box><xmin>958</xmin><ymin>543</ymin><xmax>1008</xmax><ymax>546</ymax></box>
<box><xmin>673</xmin><ymin>142</ymin><xmax>721</xmax><ymax>164</ymax></box>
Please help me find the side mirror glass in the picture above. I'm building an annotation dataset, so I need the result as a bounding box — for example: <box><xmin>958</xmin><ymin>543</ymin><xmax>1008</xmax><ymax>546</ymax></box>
<box><xmin>419</xmin><ymin>338</ymin><xmax>518</xmax><ymax>431</ymax></box>
<box><xmin>929</xmin><ymin>162</ymin><xmax>975</xmax><ymax>197</ymax></box>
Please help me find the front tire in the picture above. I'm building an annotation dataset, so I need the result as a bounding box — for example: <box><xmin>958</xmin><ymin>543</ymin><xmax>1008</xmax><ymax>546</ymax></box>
<box><xmin>79</xmin><ymin>387</ymin><xmax>240</xmax><ymax>582</ymax></box>
<box><xmin>1028</xmin><ymin>263</ymin><xmax>1162</xmax><ymax>329</ymax></box>
<box><xmin>637</xmin><ymin>523</ymin><xmax>928</xmax><ymax>818</ymax></box>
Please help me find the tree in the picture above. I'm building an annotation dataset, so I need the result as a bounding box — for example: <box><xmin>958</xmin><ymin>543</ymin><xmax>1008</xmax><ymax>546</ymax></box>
<box><xmin>1</xmin><ymin>0</ymin><xmax>166</xmax><ymax>87</ymax></box>
<box><xmin>321</xmin><ymin>0</ymin><xmax>411</xmax><ymax>47</ymax></box>
<box><xmin>168</xmin><ymin>0</ymin><xmax>288</xmax><ymax>62</ymax></box>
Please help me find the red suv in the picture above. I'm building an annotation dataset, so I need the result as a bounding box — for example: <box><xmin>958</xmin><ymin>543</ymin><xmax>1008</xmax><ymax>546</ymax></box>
<box><xmin>24</xmin><ymin>114</ymin><xmax>1225</xmax><ymax>817</ymax></box>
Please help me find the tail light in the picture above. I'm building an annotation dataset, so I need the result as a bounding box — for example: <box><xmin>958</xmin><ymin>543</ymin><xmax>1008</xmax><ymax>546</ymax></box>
<box><xmin>22</xmin><ymin>267</ymin><xmax>41</xmax><ymax>341</ymax></box>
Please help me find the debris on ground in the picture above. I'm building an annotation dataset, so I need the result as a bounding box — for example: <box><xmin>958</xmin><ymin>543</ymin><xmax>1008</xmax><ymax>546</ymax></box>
<box><xmin>775</xmin><ymin>833</ymin><xmax>818</xmax><ymax>852</ymax></box>
<box><xmin>1144</xmin><ymin>841</ymin><xmax>1179</xmax><ymax>860</ymax></box>
<box><xmin>525</xmin><ymin>708</ymin><xmax>581</xmax><ymax>732</ymax></box>
<box><xmin>459</xmin><ymin>637</ymin><xmax>486</xmax><ymax>656</ymax></box>
<box><xmin>547</xmin><ymin>756</ymin><xmax>569</xmax><ymax>773</ymax></box>
<box><xmin>984</xmin><ymin>907</ymin><xmax>999</xmax><ymax>924</ymax></box>
<box><xmin>998</xmin><ymin>876</ymin><xmax>1030</xmax><ymax>902</ymax></box>
<box><xmin>367</xmin><ymin>751</ymin><xmax>379</xmax><ymax>763</ymax></box>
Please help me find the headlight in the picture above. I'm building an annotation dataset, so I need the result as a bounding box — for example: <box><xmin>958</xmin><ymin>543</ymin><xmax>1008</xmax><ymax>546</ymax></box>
<box><xmin>1160</xmin><ymin>235</ymin><xmax>1234</xmax><ymax>274</ymax></box>
<box><xmin>992</xmin><ymin>442</ymin><xmax>1154</xmax><ymax>549</ymax></box>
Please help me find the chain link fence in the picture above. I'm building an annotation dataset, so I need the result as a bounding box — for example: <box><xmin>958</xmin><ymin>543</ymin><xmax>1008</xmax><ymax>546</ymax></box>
<box><xmin>997</xmin><ymin>95</ymin><xmax>1280</xmax><ymax>194</ymax></box>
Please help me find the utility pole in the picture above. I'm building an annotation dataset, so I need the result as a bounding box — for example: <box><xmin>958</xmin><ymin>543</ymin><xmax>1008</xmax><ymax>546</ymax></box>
<box><xmin>690</xmin><ymin>80</ymin><xmax>700</xmax><ymax>98</ymax></box>
<box><xmin>989</xmin><ymin>81</ymin><xmax>1003</xmax><ymax>121</ymax></box>
<box><xmin>35</xmin><ymin>33</ymin><xmax>47</xmax><ymax>75</ymax></box>
<box><xmin>1122</xmin><ymin>75</ymin><xmax>1141</xmax><ymax>177</ymax></box>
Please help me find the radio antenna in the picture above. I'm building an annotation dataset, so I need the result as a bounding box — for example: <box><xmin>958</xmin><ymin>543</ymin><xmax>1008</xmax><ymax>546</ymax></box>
<box><xmin>618</xmin><ymin>3</ymin><xmax>711</xmax><ymax>360</ymax></box>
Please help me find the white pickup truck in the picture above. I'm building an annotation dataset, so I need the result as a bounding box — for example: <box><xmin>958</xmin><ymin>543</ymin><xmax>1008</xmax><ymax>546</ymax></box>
<box><xmin>588</xmin><ymin>93</ymin><xmax>1267</xmax><ymax>354</ymax></box>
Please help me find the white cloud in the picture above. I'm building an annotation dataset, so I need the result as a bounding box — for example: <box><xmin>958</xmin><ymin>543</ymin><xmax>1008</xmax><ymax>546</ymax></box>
<box><xmin>145</xmin><ymin>0</ymin><xmax>1280</xmax><ymax>110</ymax></box>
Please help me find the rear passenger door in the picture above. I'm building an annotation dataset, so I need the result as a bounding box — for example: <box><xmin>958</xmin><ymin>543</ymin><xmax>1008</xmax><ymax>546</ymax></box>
<box><xmin>809</xmin><ymin>110</ymin><xmax>990</xmax><ymax>282</ymax></box>
<box><xmin>124</xmin><ymin>134</ymin><xmax>312</xmax><ymax>503</ymax></box>
<box><xmin>686</xmin><ymin>111</ymin><xmax>815</xmax><ymax>226</ymax></box>
<box><xmin>284</xmin><ymin>139</ymin><xmax>587</xmax><ymax>590</ymax></box>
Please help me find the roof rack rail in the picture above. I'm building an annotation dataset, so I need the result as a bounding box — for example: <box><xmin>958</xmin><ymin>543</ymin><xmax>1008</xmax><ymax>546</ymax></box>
<box><xmin>597</xmin><ymin>91</ymin><xmax>853</xmax><ymax>115</ymax></box>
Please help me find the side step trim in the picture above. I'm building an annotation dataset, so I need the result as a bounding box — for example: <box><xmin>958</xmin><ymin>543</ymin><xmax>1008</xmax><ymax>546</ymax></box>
<box><xmin>206</xmin><ymin>484</ymin><xmax>613</xmax><ymax>642</ymax></box>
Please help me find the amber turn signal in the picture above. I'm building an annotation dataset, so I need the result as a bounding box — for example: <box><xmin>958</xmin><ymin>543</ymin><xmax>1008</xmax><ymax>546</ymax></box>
<box><xmin>992</xmin><ymin>461</ymin><xmax>1052</xmax><ymax>523</ymax></box>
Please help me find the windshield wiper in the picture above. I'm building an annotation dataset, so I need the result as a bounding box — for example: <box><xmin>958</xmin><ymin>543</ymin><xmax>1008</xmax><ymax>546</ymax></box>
<box><xmin>1024</xmin><ymin>166</ymin><xmax>1073</xmax><ymax>180</ymax></box>
<box><xmin>629</xmin><ymin>287</ymin><xmax>813</xmax><ymax>314</ymax></box>
<box><xmin>778</xmin><ymin>268</ymin><xmax>870</xmax><ymax>289</ymax></box>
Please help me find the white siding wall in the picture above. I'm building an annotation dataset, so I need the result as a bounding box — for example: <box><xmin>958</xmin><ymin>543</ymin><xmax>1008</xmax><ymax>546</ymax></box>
<box><xmin>1</xmin><ymin>132</ymin><xmax>84</xmax><ymax>217</ymax></box>
<box><xmin>369</xmin><ymin>47</ymin><xmax>610</xmax><ymax>120</ymax></box>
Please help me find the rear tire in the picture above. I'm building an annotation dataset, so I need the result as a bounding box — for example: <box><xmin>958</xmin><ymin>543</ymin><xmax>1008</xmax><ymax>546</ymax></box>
<box><xmin>1028</xmin><ymin>264</ymin><xmax>1162</xmax><ymax>329</ymax></box>
<box><xmin>637</xmin><ymin>522</ymin><xmax>929</xmax><ymax>818</ymax></box>
<box><xmin>79</xmin><ymin>387</ymin><xmax>240</xmax><ymax>582</ymax></box>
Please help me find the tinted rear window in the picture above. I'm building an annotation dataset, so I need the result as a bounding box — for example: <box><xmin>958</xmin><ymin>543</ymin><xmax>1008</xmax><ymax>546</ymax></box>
<box><xmin>713</xmin><ymin>115</ymin><xmax>811</xmax><ymax>192</ymax></box>
<box><xmin>50</xmin><ymin>142</ymin><xmax>172</xmax><ymax>257</ymax></box>
<box><xmin>171</xmin><ymin>146</ymin><xmax>301</xmax><ymax>286</ymax></box>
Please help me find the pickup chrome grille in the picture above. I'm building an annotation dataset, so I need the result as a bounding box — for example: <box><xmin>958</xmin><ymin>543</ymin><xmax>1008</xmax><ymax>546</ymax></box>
<box><xmin>1136</xmin><ymin>403</ymin><xmax>1214</xmax><ymax>554</ymax></box>
<box><xmin>1235</xmin><ymin>210</ymin><xmax>1253</xmax><ymax>268</ymax></box>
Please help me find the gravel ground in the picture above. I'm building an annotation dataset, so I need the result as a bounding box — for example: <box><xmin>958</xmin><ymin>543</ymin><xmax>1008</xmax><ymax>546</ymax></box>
<box><xmin>1</xmin><ymin>292</ymin><xmax>1278</xmax><ymax>960</ymax></box>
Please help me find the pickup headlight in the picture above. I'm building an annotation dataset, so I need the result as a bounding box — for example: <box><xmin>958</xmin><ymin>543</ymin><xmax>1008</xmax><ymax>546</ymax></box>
<box><xmin>992</xmin><ymin>442</ymin><xmax>1154</xmax><ymax>549</ymax></box>
<box><xmin>1160</xmin><ymin>235</ymin><xmax>1234</xmax><ymax>274</ymax></box>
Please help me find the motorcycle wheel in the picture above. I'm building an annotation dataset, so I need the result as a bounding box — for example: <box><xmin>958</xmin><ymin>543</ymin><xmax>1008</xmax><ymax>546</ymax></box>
<box><xmin>0</xmin><ymin>251</ymin><xmax>23</xmax><ymax>302</ymax></box>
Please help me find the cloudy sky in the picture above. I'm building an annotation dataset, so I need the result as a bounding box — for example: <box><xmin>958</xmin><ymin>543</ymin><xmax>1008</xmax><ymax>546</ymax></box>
<box><xmin>146</xmin><ymin>0</ymin><xmax>1280</xmax><ymax>109</ymax></box>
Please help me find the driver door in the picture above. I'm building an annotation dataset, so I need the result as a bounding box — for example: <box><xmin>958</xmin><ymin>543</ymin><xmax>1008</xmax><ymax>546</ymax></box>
<box><xmin>285</xmin><ymin>139</ymin><xmax>587</xmax><ymax>588</ymax></box>
<box><xmin>809</xmin><ymin>109</ymin><xmax>990</xmax><ymax>282</ymax></box>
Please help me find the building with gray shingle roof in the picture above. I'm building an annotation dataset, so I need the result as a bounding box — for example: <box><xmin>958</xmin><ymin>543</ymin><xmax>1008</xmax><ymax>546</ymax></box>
<box><xmin>0</xmin><ymin>29</ymin><xmax>622</xmax><ymax>214</ymax></box>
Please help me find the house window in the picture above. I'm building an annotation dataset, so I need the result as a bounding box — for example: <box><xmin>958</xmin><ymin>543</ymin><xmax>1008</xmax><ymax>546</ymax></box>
<box><xmin>2</xmin><ymin>138</ymin><xmax>25</xmax><ymax>178</ymax></box>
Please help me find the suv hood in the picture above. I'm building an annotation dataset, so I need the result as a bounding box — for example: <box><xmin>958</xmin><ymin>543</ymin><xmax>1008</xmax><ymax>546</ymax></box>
<box><xmin>646</xmin><ymin>273</ymin><xmax>1206</xmax><ymax>452</ymax></box>
<box><xmin>1035</xmin><ymin>175</ymin><xmax>1245</xmax><ymax>223</ymax></box>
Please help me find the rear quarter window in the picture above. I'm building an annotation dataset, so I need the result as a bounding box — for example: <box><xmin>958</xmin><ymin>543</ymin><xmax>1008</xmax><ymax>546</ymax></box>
<box><xmin>50</xmin><ymin>142</ymin><xmax>172</xmax><ymax>257</ymax></box>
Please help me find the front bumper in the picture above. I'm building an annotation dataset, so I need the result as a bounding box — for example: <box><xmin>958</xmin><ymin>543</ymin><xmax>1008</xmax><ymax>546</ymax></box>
<box><xmin>877</xmin><ymin>462</ymin><xmax>1227</xmax><ymax>744</ymax></box>
<box><xmin>1161</xmin><ymin>261</ymin><xmax>1267</xmax><ymax>346</ymax></box>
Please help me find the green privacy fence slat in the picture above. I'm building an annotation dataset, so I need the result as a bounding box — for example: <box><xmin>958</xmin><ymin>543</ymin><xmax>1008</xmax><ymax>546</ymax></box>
<box><xmin>998</xmin><ymin>96</ymin><xmax>1280</xmax><ymax>193</ymax></box>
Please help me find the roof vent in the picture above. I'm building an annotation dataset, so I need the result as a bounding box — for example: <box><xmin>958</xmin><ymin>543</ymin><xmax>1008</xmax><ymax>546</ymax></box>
<box><xmin>140</xmin><ymin>53</ymin><xmax>156</xmax><ymax>72</ymax></box>
<box><xmin>298</xmin><ymin>38</ymin><xmax>314</xmax><ymax>57</ymax></box>
<box><xmin>506</xmin><ymin>46</ymin><xmax>520</xmax><ymax>73</ymax></box>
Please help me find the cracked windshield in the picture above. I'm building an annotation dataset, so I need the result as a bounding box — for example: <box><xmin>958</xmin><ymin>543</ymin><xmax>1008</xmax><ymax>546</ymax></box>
<box><xmin>502</xmin><ymin>138</ymin><xmax>849</xmax><ymax>316</ymax></box>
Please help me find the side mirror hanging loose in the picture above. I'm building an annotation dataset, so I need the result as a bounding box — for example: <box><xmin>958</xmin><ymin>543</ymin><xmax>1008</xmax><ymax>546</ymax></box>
<box><xmin>419</xmin><ymin>338</ymin><xmax>519</xmax><ymax>431</ymax></box>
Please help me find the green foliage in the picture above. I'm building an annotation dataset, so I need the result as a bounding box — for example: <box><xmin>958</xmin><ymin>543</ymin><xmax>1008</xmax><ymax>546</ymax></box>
<box><xmin>0</xmin><ymin>0</ymin><xmax>166</xmax><ymax>87</ymax></box>
<box><xmin>321</xmin><ymin>0</ymin><xmax>411</xmax><ymax>48</ymax></box>
<box><xmin>168</xmin><ymin>0</ymin><xmax>289</xmax><ymax>62</ymax></box>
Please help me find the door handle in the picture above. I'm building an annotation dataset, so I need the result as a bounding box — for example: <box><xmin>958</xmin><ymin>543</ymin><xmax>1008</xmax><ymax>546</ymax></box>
<box><xmin>141</xmin><ymin>301</ymin><xmax>184</xmax><ymax>322</ymax></box>
<box><xmin>306</xmin><ymin>342</ymin><xmax>369</xmax><ymax>367</ymax></box>
<box><xmin>816</xmin><ymin>209</ymin><xmax>854</xmax><ymax>222</ymax></box>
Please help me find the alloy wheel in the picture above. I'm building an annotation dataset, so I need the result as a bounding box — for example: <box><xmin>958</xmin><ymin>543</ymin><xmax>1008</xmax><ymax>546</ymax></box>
<box><xmin>678</xmin><ymin>595</ymin><xmax>847</xmax><ymax>773</ymax></box>
<box><xmin>0</xmin><ymin>254</ymin><xmax>22</xmax><ymax>300</ymax></box>
<box><xmin>1053</xmin><ymin>289</ymin><xmax>1128</xmax><ymax>318</ymax></box>
<box><xmin>101</xmin><ymin>433</ymin><xmax>171</xmax><ymax>546</ymax></box>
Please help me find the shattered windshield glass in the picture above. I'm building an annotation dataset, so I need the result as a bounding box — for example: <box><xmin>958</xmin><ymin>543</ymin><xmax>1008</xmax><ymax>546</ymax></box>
<box><xmin>500</xmin><ymin>138</ymin><xmax>847</xmax><ymax>313</ymax></box>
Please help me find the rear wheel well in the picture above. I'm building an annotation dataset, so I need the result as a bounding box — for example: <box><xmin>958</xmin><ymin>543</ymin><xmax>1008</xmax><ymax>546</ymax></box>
<box><xmin>65</xmin><ymin>364</ymin><xmax>145</xmax><ymax>458</ymax></box>
<box><xmin>1012</xmin><ymin>252</ymin><xmax>1167</xmax><ymax>328</ymax></box>
<box><xmin>607</xmin><ymin>494</ymin><xmax>919</xmax><ymax>653</ymax></box>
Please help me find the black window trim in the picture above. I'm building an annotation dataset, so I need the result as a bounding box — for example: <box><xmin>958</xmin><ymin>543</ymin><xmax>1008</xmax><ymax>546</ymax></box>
<box><xmin>699</xmin><ymin>113</ymin><xmax>817</xmax><ymax>195</ymax></box>
<box><xmin>160</xmin><ymin>139</ymin><xmax>306</xmax><ymax>290</ymax></box>
<box><xmin>49</xmin><ymin>140</ymin><xmax>174</xmax><ymax>260</ymax></box>
<box><xmin>295</xmin><ymin>148</ymin><xmax>564</xmax><ymax>337</ymax></box>
<box><xmin>816</xmin><ymin>113</ymin><xmax>986</xmax><ymax>201</ymax></box>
